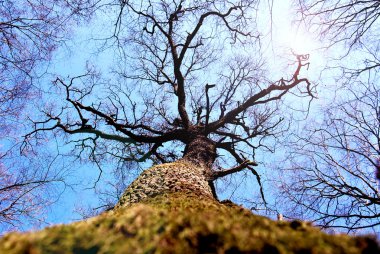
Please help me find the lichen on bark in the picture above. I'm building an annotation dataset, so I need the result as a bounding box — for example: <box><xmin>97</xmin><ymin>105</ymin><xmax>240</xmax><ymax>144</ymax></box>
<box><xmin>115</xmin><ymin>135</ymin><xmax>220</xmax><ymax>210</ymax></box>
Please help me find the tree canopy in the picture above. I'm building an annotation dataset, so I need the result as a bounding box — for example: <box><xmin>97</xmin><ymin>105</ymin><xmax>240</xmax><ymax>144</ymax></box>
<box><xmin>22</xmin><ymin>0</ymin><xmax>312</xmax><ymax>208</ymax></box>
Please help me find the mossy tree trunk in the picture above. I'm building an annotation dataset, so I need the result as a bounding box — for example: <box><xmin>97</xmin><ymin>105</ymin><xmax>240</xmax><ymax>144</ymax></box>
<box><xmin>0</xmin><ymin>136</ymin><xmax>379</xmax><ymax>253</ymax></box>
<box><xmin>1</xmin><ymin>194</ymin><xmax>379</xmax><ymax>254</ymax></box>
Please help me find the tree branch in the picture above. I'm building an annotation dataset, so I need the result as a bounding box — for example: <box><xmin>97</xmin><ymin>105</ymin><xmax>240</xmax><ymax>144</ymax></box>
<box><xmin>210</xmin><ymin>160</ymin><xmax>258</xmax><ymax>180</ymax></box>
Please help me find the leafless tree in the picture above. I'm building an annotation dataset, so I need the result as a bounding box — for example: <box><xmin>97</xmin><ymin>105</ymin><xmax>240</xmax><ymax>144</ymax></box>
<box><xmin>0</xmin><ymin>149</ymin><xmax>70</xmax><ymax>233</ymax></box>
<box><xmin>297</xmin><ymin>0</ymin><xmax>380</xmax><ymax>47</ymax></box>
<box><xmin>0</xmin><ymin>0</ymin><xmax>97</xmax><ymax>119</ymax></box>
<box><xmin>277</xmin><ymin>77</ymin><xmax>380</xmax><ymax>233</ymax></box>
<box><xmin>0</xmin><ymin>0</ymin><xmax>97</xmax><ymax>232</ymax></box>
<box><xmin>24</xmin><ymin>0</ymin><xmax>314</xmax><ymax>212</ymax></box>
<box><xmin>272</xmin><ymin>0</ymin><xmax>380</xmax><ymax>233</ymax></box>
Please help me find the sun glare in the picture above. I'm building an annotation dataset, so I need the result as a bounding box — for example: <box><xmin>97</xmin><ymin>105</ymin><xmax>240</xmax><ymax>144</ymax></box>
<box><xmin>286</xmin><ymin>31</ymin><xmax>317</xmax><ymax>55</ymax></box>
<box><xmin>270</xmin><ymin>1</ymin><xmax>319</xmax><ymax>56</ymax></box>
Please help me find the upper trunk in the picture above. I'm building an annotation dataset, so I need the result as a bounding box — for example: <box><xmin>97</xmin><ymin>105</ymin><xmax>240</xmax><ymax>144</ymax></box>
<box><xmin>116</xmin><ymin>136</ymin><xmax>217</xmax><ymax>208</ymax></box>
<box><xmin>182</xmin><ymin>135</ymin><xmax>216</xmax><ymax>168</ymax></box>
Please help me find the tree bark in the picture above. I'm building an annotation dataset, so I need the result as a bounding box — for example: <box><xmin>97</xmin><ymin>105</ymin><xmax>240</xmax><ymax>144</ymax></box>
<box><xmin>117</xmin><ymin>135</ymin><xmax>217</xmax><ymax>208</ymax></box>
<box><xmin>116</xmin><ymin>159</ymin><xmax>215</xmax><ymax>208</ymax></box>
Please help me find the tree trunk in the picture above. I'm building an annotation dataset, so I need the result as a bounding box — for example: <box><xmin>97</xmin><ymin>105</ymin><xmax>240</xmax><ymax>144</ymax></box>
<box><xmin>0</xmin><ymin>137</ymin><xmax>379</xmax><ymax>253</ymax></box>
<box><xmin>116</xmin><ymin>159</ymin><xmax>215</xmax><ymax>208</ymax></box>
<box><xmin>116</xmin><ymin>135</ymin><xmax>217</xmax><ymax>208</ymax></box>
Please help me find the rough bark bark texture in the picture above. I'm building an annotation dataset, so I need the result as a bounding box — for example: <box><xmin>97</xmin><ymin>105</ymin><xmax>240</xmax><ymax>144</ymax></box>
<box><xmin>116</xmin><ymin>136</ymin><xmax>217</xmax><ymax>208</ymax></box>
<box><xmin>116</xmin><ymin>159</ymin><xmax>214</xmax><ymax>208</ymax></box>
<box><xmin>182</xmin><ymin>135</ymin><xmax>216</xmax><ymax>168</ymax></box>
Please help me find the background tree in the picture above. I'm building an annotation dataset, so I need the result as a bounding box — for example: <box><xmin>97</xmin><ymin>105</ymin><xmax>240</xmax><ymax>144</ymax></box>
<box><xmin>0</xmin><ymin>152</ymin><xmax>69</xmax><ymax>233</ymax></box>
<box><xmin>0</xmin><ymin>0</ymin><xmax>97</xmax><ymax>232</ymax></box>
<box><xmin>0</xmin><ymin>0</ymin><xmax>95</xmax><ymax>120</ymax></box>
<box><xmin>277</xmin><ymin>79</ymin><xmax>380</xmax><ymax>233</ymax></box>
<box><xmin>297</xmin><ymin>0</ymin><xmax>380</xmax><ymax>78</ymax></box>
<box><xmin>270</xmin><ymin>0</ymin><xmax>380</xmax><ymax>233</ymax></box>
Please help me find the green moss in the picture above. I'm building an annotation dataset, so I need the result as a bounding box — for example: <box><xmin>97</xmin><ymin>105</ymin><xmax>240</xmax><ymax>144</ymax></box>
<box><xmin>0</xmin><ymin>193</ymin><xmax>378</xmax><ymax>254</ymax></box>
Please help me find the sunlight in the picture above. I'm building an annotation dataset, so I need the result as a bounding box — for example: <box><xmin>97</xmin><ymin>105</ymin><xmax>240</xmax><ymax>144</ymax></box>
<box><xmin>287</xmin><ymin>31</ymin><xmax>316</xmax><ymax>55</ymax></box>
<box><xmin>269</xmin><ymin>1</ymin><xmax>319</xmax><ymax>55</ymax></box>
<box><xmin>265</xmin><ymin>1</ymin><xmax>326</xmax><ymax>79</ymax></box>
<box><xmin>278</xmin><ymin>22</ymin><xmax>327</xmax><ymax>80</ymax></box>
<box><xmin>274</xmin><ymin>19</ymin><xmax>319</xmax><ymax>56</ymax></box>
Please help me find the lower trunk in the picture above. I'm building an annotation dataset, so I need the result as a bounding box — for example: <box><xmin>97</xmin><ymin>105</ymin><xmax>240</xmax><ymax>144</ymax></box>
<box><xmin>1</xmin><ymin>192</ymin><xmax>377</xmax><ymax>254</ymax></box>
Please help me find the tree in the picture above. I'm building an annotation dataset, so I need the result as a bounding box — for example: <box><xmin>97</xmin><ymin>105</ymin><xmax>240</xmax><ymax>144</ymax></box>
<box><xmin>277</xmin><ymin>79</ymin><xmax>380</xmax><ymax>232</ymax></box>
<box><xmin>0</xmin><ymin>1</ymin><xmax>379</xmax><ymax>252</ymax></box>
<box><xmin>0</xmin><ymin>151</ymin><xmax>68</xmax><ymax>233</ymax></box>
<box><xmin>271</xmin><ymin>0</ymin><xmax>380</xmax><ymax>233</ymax></box>
<box><xmin>297</xmin><ymin>0</ymin><xmax>380</xmax><ymax>78</ymax></box>
<box><xmin>0</xmin><ymin>0</ymin><xmax>95</xmax><ymax>120</ymax></box>
<box><xmin>298</xmin><ymin>0</ymin><xmax>380</xmax><ymax>46</ymax></box>
<box><xmin>0</xmin><ymin>0</ymin><xmax>97</xmax><ymax>231</ymax></box>
<box><xmin>23</xmin><ymin>0</ymin><xmax>313</xmax><ymax>207</ymax></box>
<box><xmin>1</xmin><ymin>191</ymin><xmax>379</xmax><ymax>254</ymax></box>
